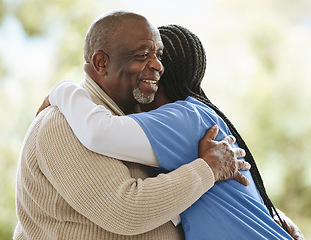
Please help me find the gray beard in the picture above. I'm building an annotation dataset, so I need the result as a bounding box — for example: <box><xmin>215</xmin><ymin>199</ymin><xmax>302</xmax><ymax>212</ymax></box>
<box><xmin>132</xmin><ymin>86</ymin><xmax>155</xmax><ymax>104</ymax></box>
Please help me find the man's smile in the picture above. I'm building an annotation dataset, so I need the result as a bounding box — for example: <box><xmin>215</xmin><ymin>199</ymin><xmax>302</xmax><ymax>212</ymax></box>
<box><xmin>139</xmin><ymin>79</ymin><xmax>159</xmax><ymax>92</ymax></box>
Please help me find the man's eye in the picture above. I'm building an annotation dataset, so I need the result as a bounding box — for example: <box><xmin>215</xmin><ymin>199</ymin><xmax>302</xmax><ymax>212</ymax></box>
<box><xmin>137</xmin><ymin>53</ymin><xmax>148</xmax><ymax>59</ymax></box>
<box><xmin>157</xmin><ymin>54</ymin><xmax>163</xmax><ymax>60</ymax></box>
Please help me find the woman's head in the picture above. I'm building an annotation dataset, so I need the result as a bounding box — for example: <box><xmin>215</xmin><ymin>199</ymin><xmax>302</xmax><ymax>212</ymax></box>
<box><xmin>158</xmin><ymin>25</ymin><xmax>207</xmax><ymax>101</ymax></box>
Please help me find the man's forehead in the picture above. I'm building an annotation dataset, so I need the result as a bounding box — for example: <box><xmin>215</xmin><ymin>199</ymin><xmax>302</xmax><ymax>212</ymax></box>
<box><xmin>119</xmin><ymin>17</ymin><xmax>158</xmax><ymax>37</ymax></box>
<box><xmin>113</xmin><ymin>20</ymin><xmax>163</xmax><ymax>51</ymax></box>
<box><xmin>133</xmin><ymin>38</ymin><xmax>164</xmax><ymax>50</ymax></box>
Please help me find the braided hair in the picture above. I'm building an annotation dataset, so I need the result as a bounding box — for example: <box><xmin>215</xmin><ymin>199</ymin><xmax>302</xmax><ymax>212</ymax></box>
<box><xmin>158</xmin><ymin>24</ymin><xmax>290</xmax><ymax>234</ymax></box>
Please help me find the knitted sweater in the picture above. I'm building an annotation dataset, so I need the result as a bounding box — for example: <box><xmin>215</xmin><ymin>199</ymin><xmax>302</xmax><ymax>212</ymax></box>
<box><xmin>14</xmin><ymin>76</ymin><xmax>215</xmax><ymax>240</ymax></box>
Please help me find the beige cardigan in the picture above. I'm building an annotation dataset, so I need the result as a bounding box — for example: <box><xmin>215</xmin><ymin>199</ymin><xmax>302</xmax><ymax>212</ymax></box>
<box><xmin>14</xmin><ymin>76</ymin><xmax>215</xmax><ymax>239</ymax></box>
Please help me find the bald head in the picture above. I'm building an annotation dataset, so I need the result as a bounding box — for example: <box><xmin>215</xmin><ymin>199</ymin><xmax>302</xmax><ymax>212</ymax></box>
<box><xmin>84</xmin><ymin>10</ymin><xmax>148</xmax><ymax>63</ymax></box>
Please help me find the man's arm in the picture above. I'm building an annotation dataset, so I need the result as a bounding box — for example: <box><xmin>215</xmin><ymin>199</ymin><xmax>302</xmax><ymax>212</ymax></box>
<box><xmin>37</xmin><ymin>107</ymin><xmax>250</xmax><ymax>235</ymax></box>
<box><xmin>36</xmin><ymin>108</ymin><xmax>215</xmax><ymax>235</ymax></box>
<box><xmin>39</xmin><ymin>80</ymin><xmax>250</xmax><ymax>185</ymax></box>
<box><xmin>39</xmin><ymin>80</ymin><xmax>250</xmax><ymax>182</ymax></box>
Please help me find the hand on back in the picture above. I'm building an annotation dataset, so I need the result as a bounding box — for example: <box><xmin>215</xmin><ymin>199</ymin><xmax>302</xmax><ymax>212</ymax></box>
<box><xmin>199</xmin><ymin>125</ymin><xmax>251</xmax><ymax>186</ymax></box>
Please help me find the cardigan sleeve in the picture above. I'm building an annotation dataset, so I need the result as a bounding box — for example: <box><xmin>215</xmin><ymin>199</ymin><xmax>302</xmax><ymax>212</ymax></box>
<box><xmin>36</xmin><ymin>108</ymin><xmax>215</xmax><ymax>235</ymax></box>
<box><xmin>49</xmin><ymin>80</ymin><xmax>158</xmax><ymax>167</ymax></box>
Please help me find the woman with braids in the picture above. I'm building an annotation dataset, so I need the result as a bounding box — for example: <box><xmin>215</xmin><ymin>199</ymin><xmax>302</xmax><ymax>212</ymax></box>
<box><xmin>39</xmin><ymin>25</ymin><xmax>302</xmax><ymax>239</ymax></box>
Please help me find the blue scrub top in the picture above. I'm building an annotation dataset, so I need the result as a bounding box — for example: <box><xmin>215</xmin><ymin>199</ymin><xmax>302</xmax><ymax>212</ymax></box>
<box><xmin>130</xmin><ymin>97</ymin><xmax>292</xmax><ymax>240</ymax></box>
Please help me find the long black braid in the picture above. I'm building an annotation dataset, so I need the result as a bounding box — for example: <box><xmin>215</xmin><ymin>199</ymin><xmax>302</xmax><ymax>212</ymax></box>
<box><xmin>158</xmin><ymin>24</ymin><xmax>290</xmax><ymax>235</ymax></box>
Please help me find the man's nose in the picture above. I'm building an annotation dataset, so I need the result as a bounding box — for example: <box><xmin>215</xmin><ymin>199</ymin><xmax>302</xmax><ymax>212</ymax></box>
<box><xmin>148</xmin><ymin>56</ymin><xmax>164</xmax><ymax>73</ymax></box>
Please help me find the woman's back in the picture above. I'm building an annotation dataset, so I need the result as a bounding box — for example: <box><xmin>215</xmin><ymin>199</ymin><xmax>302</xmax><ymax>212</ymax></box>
<box><xmin>130</xmin><ymin>96</ymin><xmax>292</xmax><ymax>239</ymax></box>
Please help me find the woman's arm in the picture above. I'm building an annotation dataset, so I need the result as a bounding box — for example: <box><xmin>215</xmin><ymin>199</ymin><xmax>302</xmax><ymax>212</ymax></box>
<box><xmin>49</xmin><ymin>80</ymin><xmax>158</xmax><ymax>167</ymax></box>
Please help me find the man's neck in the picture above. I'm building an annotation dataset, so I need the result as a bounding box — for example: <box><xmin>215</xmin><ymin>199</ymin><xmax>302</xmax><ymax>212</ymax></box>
<box><xmin>120</xmin><ymin>103</ymin><xmax>141</xmax><ymax>115</ymax></box>
<box><xmin>83</xmin><ymin>73</ymin><xmax>126</xmax><ymax>116</ymax></box>
<box><xmin>84</xmin><ymin>66</ymin><xmax>140</xmax><ymax>115</ymax></box>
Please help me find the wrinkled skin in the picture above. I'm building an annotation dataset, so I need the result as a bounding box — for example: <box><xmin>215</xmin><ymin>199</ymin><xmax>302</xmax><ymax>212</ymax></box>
<box><xmin>198</xmin><ymin>125</ymin><xmax>250</xmax><ymax>185</ymax></box>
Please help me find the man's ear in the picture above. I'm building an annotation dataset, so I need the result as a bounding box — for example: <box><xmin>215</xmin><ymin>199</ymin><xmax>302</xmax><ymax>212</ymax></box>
<box><xmin>92</xmin><ymin>51</ymin><xmax>109</xmax><ymax>76</ymax></box>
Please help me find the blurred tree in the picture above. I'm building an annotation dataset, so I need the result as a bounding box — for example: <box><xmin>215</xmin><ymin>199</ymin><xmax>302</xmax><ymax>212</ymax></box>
<box><xmin>0</xmin><ymin>0</ymin><xmax>4</xmax><ymax>23</ymax></box>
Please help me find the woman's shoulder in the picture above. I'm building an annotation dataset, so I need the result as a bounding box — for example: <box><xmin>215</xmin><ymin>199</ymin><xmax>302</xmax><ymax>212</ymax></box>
<box><xmin>171</xmin><ymin>97</ymin><xmax>218</xmax><ymax>117</ymax></box>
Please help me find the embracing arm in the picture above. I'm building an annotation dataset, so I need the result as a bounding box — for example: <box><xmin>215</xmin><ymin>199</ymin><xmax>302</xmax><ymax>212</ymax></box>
<box><xmin>39</xmin><ymin>81</ymin><xmax>250</xmax><ymax>186</ymax></box>
<box><xmin>36</xmin><ymin>109</ymin><xmax>215</xmax><ymax>235</ymax></box>
<box><xmin>49</xmin><ymin>80</ymin><xmax>158</xmax><ymax>167</ymax></box>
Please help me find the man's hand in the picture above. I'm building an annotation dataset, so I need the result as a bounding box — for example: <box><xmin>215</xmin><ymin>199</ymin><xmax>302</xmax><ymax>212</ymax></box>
<box><xmin>274</xmin><ymin>209</ymin><xmax>304</xmax><ymax>240</ymax></box>
<box><xmin>36</xmin><ymin>95</ymin><xmax>51</xmax><ymax>116</ymax></box>
<box><xmin>198</xmin><ymin>125</ymin><xmax>251</xmax><ymax>186</ymax></box>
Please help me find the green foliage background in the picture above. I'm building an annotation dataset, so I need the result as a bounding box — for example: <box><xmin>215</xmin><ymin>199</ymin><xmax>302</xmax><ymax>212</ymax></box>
<box><xmin>0</xmin><ymin>0</ymin><xmax>310</xmax><ymax>239</ymax></box>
